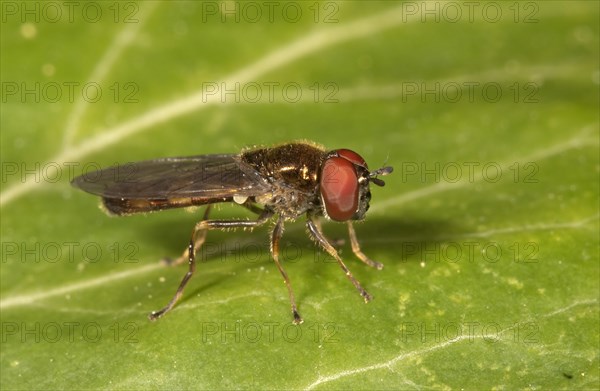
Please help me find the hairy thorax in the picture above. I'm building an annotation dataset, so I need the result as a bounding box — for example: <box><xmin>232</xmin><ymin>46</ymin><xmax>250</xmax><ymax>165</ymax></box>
<box><xmin>241</xmin><ymin>142</ymin><xmax>326</xmax><ymax>219</ymax></box>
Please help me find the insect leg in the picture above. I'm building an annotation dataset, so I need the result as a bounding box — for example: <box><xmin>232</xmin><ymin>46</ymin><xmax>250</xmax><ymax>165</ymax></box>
<box><xmin>241</xmin><ymin>201</ymin><xmax>266</xmax><ymax>216</ymax></box>
<box><xmin>149</xmin><ymin>208</ymin><xmax>273</xmax><ymax>321</ymax></box>
<box><xmin>164</xmin><ymin>206</ymin><xmax>213</xmax><ymax>267</ymax></box>
<box><xmin>347</xmin><ymin>221</ymin><xmax>384</xmax><ymax>270</ymax></box>
<box><xmin>270</xmin><ymin>216</ymin><xmax>303</xmax><ymax>325</ymax></box>
<box><xmin>306</xmin><ymin>217</ymin><xmax>373</xmax><ymax>303</ymax></box>
<box><xmin>165</xmin><ymin>202</ymin><xmax>266</xmax><ymax>266</ymax></box>
<box><xmin>149</xmin><ymin>240</ymin><xmax>196</xmax><ymax>321</ymax></box>
<box><xmin>313</xmin><ymin>217</ymin><xmax>345</xmax><ymax>248</ymax></box>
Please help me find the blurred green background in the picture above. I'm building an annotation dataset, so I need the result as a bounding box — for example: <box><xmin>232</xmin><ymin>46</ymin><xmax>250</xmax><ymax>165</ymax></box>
<box><xmin>1</xmin><ymin>1</ymin><xmax>598</xmax><ymax>389</ymax></box>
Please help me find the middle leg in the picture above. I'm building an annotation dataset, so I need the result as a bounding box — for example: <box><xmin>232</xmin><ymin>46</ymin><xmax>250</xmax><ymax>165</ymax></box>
<box><xmin>270</xmin><ymin>216</ymin><xmax>303</xmax><ymax>324</ymax></box>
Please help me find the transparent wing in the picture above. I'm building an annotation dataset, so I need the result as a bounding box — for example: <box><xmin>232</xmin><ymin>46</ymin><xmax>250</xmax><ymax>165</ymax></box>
<box><xmin>71</xmin><ymin>154</ymin><xmax>271</xmax><ymax>215</ymax></box>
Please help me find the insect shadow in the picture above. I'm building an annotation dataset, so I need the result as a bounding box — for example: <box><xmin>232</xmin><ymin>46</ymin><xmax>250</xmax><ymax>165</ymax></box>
<box><xmin>141</xmin><ymin>213</ymin><xmax>458</xmax><ymax>305</ymax></box>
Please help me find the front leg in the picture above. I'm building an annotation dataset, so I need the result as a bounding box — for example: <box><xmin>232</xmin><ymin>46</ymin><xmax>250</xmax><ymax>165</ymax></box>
<box><xmin>306</xmin><ymin>216</ymin><xmax>373</xmax><ymax>303</ymax></box>
<box><xmin>347</xmin><ymin>221</ymin><xmax>384</xmax><ymax>270</ymax></box>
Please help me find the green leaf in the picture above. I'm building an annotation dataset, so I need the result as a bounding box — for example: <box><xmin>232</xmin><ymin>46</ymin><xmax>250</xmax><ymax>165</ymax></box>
<box><xmin>1</xmin><ymin>1</ymin><xmax>598</xmax><ymax>389</ymax></box>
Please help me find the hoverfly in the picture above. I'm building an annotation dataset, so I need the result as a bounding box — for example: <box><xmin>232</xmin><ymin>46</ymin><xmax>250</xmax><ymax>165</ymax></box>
<box><xmin>71</xmin><ymin>141</ymin><xmax>392</xmax><ymax>324</ymax></box>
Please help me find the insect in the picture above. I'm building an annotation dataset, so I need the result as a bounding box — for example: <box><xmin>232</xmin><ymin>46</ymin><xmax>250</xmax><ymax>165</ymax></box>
<box><xmin>71</xmin><ymin>141</ymin><xmax>392</xmax><ymax>324</ymax></box>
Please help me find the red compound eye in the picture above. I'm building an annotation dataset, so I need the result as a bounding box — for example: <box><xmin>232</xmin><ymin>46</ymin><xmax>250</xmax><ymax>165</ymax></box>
<box><xmin>336</xmin><ymin>149</ymin><xmax>368</xmax><ymax>168</ymax></box>
<box><xmin>320</xmin><ymin>156</ymin><xmax>360</xmax><ymax>221</ymax></box>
